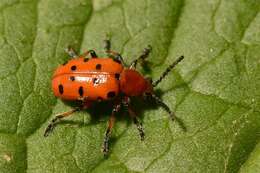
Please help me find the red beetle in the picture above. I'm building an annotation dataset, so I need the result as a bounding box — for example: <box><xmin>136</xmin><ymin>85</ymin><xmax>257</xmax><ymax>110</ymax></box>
<box><xmin>44</xmin><ymin>38</ymin><xmax>184</xmax><ymax>155</ymax></box>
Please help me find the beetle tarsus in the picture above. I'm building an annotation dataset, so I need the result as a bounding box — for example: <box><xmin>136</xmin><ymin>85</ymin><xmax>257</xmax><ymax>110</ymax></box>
<box><xmin>102</xmin><ymin>130</ymin><xmax>110</xmax><ymax>156</ymax></box>
<box><xmin>44</xmin><ymin>117</ymin><xmax>60</xmax><ymax>137</ymax></box>
<box><xmin>133</xmin><ymin>116</ymin><xmax>145</xmax><ymax>141</ymax></box>
<box><xmin>123</xmin><ymin>97</ymin><xmax>145</xmax><ymax>141</ymax></box>
<box><xmin>104</xmin><ymin>38</ymin><xmax>111</xmax><ymax>54</ymax></box>
<box><xmin>101</xmin><ymin>103</ymin><xmax>120</xmax><ymax>156</ymax></box>
<box><xmin>43</xmin><ymin>108</ymin><xmax>81</xmax><ymax>137</ymax></box>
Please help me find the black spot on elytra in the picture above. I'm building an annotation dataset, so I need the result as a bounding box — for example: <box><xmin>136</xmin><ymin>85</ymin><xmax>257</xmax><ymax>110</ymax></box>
<box><xmin>58</xmin><ymin>84</ymin><xmax>63</xmax><ymax>94</ymax></box>
<box><xmin>70</xmin><ymin>76</ymin><xmax>75</xmax><ymax>81</ymax></box>
<box><xmin>83</xmin><ymin>58</ymin><xmax>89</xmax><ymax>62</ymax></box>
<box><xmin>93</xmin><ymin>78</ymin><xmax>98</xmax><ymax>84</ymax></box>
<box><xmin>115</xmin><ymin>73</ymin><xmax>120</xmax><ymax>80</ymax></box>
<box><xmin>96</xmin><ymin>64</ymin><xmax>102</xmax><ymax>70</ymax></box>
<box><xmin>71</xmin><ymin>65</ymin><xmax>77</xmax><ymax>71</ymax></box>
<box><xmin>107</xmin><ymin>91</ymin><xmax>116</xmax><ymax>98</ymax></box>
<box><xmin>78</xmin><ymin>86</ymin><xmax>84</xmax><ymax>97</ymax></box>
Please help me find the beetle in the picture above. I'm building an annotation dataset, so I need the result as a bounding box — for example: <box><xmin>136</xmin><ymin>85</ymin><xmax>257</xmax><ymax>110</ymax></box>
<box><xmin>44</xmin><ymin>38</ymin><xmax>184</xmax><ymax>155</ymax></box>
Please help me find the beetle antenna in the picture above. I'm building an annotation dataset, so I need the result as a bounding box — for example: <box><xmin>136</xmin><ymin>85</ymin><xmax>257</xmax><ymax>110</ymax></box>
<box><xmin>152</xmin><ymin>56</ymin><xmax>184</xmax><ymax>87</ymax></box>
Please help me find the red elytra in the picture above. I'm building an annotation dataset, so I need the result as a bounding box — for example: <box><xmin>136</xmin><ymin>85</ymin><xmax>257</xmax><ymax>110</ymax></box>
<box><xmin>52</xmin><ymin>57</ymin><xmax>124</xmax><ymax>101</ymax></box>
<box><xmin>45</xmin><ymin>40</ymin><xmax>184</xmax><ymax>156</ymax></box>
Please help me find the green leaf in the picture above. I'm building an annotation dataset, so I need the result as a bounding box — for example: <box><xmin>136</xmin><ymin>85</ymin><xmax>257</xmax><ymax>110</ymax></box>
<box><xmin>0</xmin><ymin>0</ymin><xmax>259</xmax><ymax>172</ymax></box>
<box><xmin>239</xmin><ymin>141</ymin><xmax>260</xmax><ymax>173</ymax></box>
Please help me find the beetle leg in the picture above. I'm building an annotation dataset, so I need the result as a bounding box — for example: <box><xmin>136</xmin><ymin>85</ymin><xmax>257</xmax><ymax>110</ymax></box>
<box><xmin>130</xmin><ymin>45</ymin><xmax>152</xmax><ymax>69</ymax></box>
<box><xmin>104</xmin><ymin>38</ymin><xmax>111</xmax><ymax>54</ymax></box>
<box><xmin>129</xmin><ymin>108</ymin><xmax>145</xmax><ymax>141</ymax></box>
<box><xmin>44</xmin><ymin>107</ymin><xmax>81</xmax><ymax>137</ymax></box>
<box><xmin>102</xmin><ymin>103</ymin><xmax>121</xmax><ymax>156</ymax></box>
<box><xmin>106</xmin><ymin>50</ymin><xmax>125</xmax><ymax>65</ymax></box>
<box><xmin>44</xmin><ymin>99</ymin><xmax>91</xmax><ymax>137</ymax></box>
<box><xmin>65</xmin><ymin>46</ymin><xmax>98</xmax><ymax>59</ymax></box>
<box><xmin>65</xmin><ymin>46</ymin><xmax>78</xmax><ymax>58</ymax></box>
<box><xmin>103</xmin><ymin>38</ymin><xmax>125</xmax><ymax>65</ymax></box>
<box><xmin>123</xmin><ymin>97</ymin><xmax>145</xmax><ymax>141</ymax></box>
<box><xmin>81</xmin><ymin>50</ymin><xmax>98</xmax><ymax>58</ymax></box>
<box><xmin>145</xmin><ymin>93</ymin><xmax>175</xmax><ymax>121</ymax></box>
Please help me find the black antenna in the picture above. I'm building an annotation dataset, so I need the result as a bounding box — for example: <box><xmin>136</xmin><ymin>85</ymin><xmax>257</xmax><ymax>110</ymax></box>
<box><xmin>152</xmin><ymin>56</ymin><xmax>184</xmax><ymax>87</ymax></box>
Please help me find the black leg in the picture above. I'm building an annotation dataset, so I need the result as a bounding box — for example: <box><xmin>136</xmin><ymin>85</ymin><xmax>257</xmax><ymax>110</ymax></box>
<box><xmin>102</xmin><ymin>103</ymin><xmax>121</xmax><ymax>156</ymax></box>
<box><xmin>65</xmin><ymin>46</ymin><xmax>98</xmax><ymax>59</ymax></box>
<box><xmin>103</xmin><ymin>38</ymin><xmax>125</xmax><ymax>65</ymax></box>
<box><xmin>44</xmin><ymin>99</ymin><xmax>91</xmax><ymax>137</ymax></box>
<box><xmin>104</xmin><ymin>38</ymin><xmax>111</xmax><ymax>54</ymax></box>
<box><xmin>130</xmin><ymin>45</ymin><xmax>152</xmax><ymax>69</ymax></box>
<box><xmin>123</xmin><ymin>97</ymin><xmax>145</xmax><ymax>140</ymax></box>
<box><xmin>106</xmin><ymin>50</ymin><xmax>125</xmax><ymax>65</ymax></box>
<box><xmin>44</xmin><ymin>107</ymin><xmax>81</xmax><ymax>137</ymax></box>
<box><xmin>145</xmin><ymin>93</ymin><xmax>175</xmax><ymax>121</ymax></box>
<box><xmin>129</xmin><ymin>108</ymin><xmax>145</xmax><ymax>141</ymax></box>
<box><xmin>81</xmin><ymin>50</ymin><xmax>97</xmax><ymax>58</ymax></box>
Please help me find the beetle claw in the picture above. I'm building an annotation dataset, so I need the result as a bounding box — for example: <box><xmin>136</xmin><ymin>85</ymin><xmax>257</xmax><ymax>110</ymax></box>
<box><xmin>44</xmin><ymin>124</ymin><xmax>55</xmax><ymax>137</ymax></box>
<box><xmin>44</xmin><ymin>117</ymin><xmax>60</xmax><ymax>137</ymax></box>
<box><xmin>102</xmin><ymin>141</ymin><xmax>109</xmax><ymax>156</ymax></box>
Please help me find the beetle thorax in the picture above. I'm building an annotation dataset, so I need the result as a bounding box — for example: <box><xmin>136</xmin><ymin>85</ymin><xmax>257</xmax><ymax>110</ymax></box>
<box><xmin>119</xmin><ymin>69</ymin><xmax>152</xmax><ymax>96</ymax></box>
